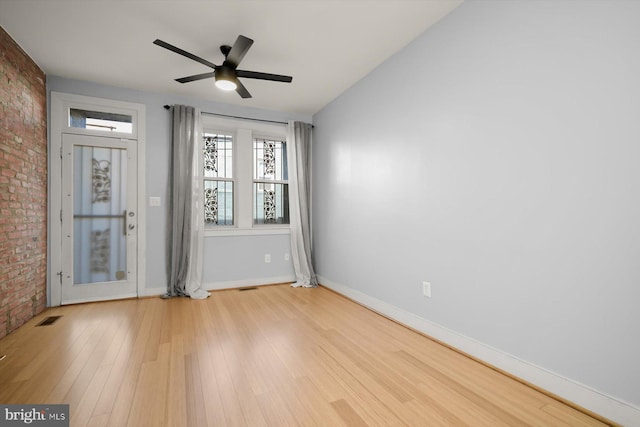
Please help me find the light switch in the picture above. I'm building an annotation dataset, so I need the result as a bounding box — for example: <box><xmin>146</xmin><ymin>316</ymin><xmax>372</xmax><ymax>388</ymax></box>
<box><xmin>149</xmin><ymin>196</ymin><xmax>161</xmax><ymax>207</ymax></box>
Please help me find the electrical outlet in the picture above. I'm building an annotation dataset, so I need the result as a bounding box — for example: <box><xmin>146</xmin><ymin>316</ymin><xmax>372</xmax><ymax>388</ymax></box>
<box><xmin>422</xmin><ymin>281</ymin><xmax>431</xmax><ymax>298</ymax></box>
<box><xmin>264</xmin><ymin>254</ymin><xmax>271</xmax><ymax>263</ymax></box>
<box><xmin>284</xmin><ymin>253</ymin><xmax>290</xmax><ymax>261</ymax></box>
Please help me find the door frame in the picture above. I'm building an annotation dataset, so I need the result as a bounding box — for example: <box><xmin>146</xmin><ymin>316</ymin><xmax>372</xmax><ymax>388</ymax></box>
<box><xmin>49</xmin><ymin>92</ymin><xmax>146</xmax><ymax>306</ymax></box>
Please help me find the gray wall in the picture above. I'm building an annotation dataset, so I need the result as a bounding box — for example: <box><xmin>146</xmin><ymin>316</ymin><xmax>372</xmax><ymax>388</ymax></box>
<box><xmin>312</xmin><ymin>0</ymin><xmax>640</xmax><ymax>407</ymax></box>
<box><xmin>203</xmin><ymin>234</ymin><xmax>293</xmax><ymax>286</ymax></box>
<box><xmin>48</xmin><ymin>76</ymin><xmax>309</xmax><ymax>294</ymax></box>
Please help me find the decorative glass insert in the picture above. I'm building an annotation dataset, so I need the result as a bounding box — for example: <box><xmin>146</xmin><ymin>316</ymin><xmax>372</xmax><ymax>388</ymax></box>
<box><xmin>264</xmin><ymin>141</ymin><xmax>275</xmax><ymax>175</ymax></box>
<box><xmin>204</xmin><ymin>136</ymin><xmax>218</xmax><ymax>174</ymax></box>
<box><xmin>69</xmin><ymin>108</ymin><xmax>133</xmax><ymax>133</ymax></box>
<box><xmin>92</xmin><ymin>159</ymin><xmax>111</xmax><ymax>203</ymax></box>
<box><xmin>90</xmin><ymin>229</ymin><xmax>111</xmax><ymax>273</ymax></box>
<box><xmin>204</xmin><ymin>187</ymin><xmax>218</xmax><ymax>224</ymax></box>
<box><xmin>264</xmin><ymin>189</ymin><xmax>275</xmax><ymax>221</ymax></box>
<box><xmin>203</xmin><ymin>133</ymin><xmax>234</xmax><ymax>226</ymax></box>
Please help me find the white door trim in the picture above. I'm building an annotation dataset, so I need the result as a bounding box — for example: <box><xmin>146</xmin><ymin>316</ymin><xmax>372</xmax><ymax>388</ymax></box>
<box><xmin>49</xmin><ymin>92</ymin><xmax>146</xmax><ymax>306</ymax></box>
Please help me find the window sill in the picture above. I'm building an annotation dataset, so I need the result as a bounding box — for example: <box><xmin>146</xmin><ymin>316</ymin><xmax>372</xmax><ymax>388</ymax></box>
<box><xmin>204</xmin><ymin>227</ymin><xmax>291</xmax><ymax>237</ymax></box>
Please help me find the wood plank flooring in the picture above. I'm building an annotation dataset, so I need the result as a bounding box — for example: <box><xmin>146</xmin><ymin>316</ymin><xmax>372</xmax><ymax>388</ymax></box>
<box><xmin>0</xmin><ymin>284</ymin><xmax>611</xmax><ymax>426</ymax></box>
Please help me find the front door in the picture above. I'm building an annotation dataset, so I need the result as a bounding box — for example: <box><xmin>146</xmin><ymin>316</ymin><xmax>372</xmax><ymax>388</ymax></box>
<box><xmin>60</xmin><ymin>133</ymin><xmax>138</xmax><ymax>304</ymax></box>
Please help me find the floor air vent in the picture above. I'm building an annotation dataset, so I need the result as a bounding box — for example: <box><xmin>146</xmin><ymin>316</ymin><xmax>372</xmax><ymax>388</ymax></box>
<box><xmin>238</xmin><ymin>287</ymin><xmax>257</xmax><ymax>291</ymax></box>
<box><xmin>37</xmin><ymin>316</ymin><xmax>62</xmax><ymax>326</ymax></box>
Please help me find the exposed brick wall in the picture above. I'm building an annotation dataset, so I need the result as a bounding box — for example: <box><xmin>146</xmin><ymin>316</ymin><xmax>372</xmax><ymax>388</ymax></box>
<box><xmin>0</xmin><ymin>25</ymin><xmax>47</xmax><ymax>339</ymax></box>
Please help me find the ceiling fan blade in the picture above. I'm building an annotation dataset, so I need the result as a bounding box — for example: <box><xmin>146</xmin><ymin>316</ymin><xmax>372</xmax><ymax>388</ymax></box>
<box><xmin>225</xmin><ymin>35</ymin><xmax>254</xmax><ymax>67</ymax></box>
<box><xmin>175</xmin><ymin>71</ymin><xmax>216</xmax><ymax>83</ymax></box>
<box><xmin>235</xmin><ymin>80</ymin><xmax>252</xmax><ymax>99</ymax></box>
<box><xmin>236</xmin><ymin>70</ymin><xmax>293</xmax><ymax>83</ymax></box>
<box><xmin>153</xmin><ymin>39</ymin><xmax>218</xmax><ymax>69</ymax></box>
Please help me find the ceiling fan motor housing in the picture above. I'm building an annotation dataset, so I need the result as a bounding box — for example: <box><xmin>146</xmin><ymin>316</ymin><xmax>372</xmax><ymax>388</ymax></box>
<box><xmin>215</xmin><ymin>66</ymin><xmax>238</xmax><ymax>89</ymax></box>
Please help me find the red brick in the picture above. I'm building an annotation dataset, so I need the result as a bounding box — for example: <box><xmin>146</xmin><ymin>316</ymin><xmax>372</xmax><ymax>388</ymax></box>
<box><xmin>0</xmin><ymin>25</ymin><xmax>46</xmax><ymax>339</ymax></box>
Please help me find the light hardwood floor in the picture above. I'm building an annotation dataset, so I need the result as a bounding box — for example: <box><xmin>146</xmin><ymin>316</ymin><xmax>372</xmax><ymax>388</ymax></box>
<box><xmin>0</xmin><ymin>284</ymin><xmax>612</xmax><ymax>426</ymax></box>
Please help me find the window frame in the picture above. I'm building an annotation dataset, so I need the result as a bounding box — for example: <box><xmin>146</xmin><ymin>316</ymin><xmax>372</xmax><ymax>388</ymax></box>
<box><xmin>201</xmin><ymin>115</ymin><xmax>290</xmax><ymax>237</ymax></box>
<box><xmin>62</xmin><ymin>100</ymin><xmax>140</xmax><ymax>139</ymax></box>
<box><xmin>202</xmin><ymin>132</ymin><xmax>235</xmax><ymax>227</ymax></box>
<box><xmin>252</xmin><ymin>136</ymin><xmax>290</xmax><ymax>226</ymax></box>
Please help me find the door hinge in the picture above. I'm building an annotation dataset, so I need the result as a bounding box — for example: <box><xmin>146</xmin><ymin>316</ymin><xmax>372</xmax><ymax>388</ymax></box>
<box><xmin>60</xmin><ymin>209</ymin><xmax>63</xmax><ymax>222</ymax></box>
<box><xmin>60</xmin><ymin>146</ymin><xmax>63</xmax><ymax>158</ymax></box>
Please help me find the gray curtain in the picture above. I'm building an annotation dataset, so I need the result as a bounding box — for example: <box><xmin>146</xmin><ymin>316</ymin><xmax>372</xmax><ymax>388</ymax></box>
<box><xmin>165</xmin><ymin>105</ymin><xmax>197</xmax><ymax>297</ymax></box>
<box><xmin>287</xmin><ymin>121</ymin><xmax>318</xmax><ymax>287</ymax></box>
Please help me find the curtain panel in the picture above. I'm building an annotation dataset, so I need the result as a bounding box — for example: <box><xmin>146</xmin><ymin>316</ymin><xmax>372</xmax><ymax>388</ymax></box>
<box><xmin>166</xmin><ymin>105</ymin><xmax>209</xmax><ymax>299</ymax></box>
<box><xmin>287</xmin><ymin>121</ymin><xmax>318</xmax><ymax>288</ymax></box>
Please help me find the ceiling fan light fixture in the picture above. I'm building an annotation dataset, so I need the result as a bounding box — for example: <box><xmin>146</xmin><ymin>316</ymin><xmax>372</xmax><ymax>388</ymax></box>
<box><xmin>215</xmin><ymin>67</ymin><xmax>238</xmax><ymax>91</ymax></box>
<box><xmin>215</xmin><ymin>79</ymin><xmax>237</xmax><ymax>91</ymax></box>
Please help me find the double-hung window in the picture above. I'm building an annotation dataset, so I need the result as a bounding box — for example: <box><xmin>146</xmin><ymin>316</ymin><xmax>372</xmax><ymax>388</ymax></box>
<box><xmin>253</xmin><ymin>138</ymin><xmax>289</xmax><ymax>225</ymax></box>
<box><xmin>203</xmin><ymin>133</ymin><xmax>234</xmax><ymax>225</ymax></box>
<box><xmin>202</xmin><ymin>115</ymin><xmax>289</xmax><ymax>234</ymax></box>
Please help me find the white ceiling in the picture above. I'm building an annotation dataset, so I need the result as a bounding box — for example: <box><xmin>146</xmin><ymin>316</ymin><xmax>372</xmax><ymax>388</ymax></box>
<box><xmin>0</xmin><ymin>1</ymin><xmax>462</xmax><ymax>115</ymax></box>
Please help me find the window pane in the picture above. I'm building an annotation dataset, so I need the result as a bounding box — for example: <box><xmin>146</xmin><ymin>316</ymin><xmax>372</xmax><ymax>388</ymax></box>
<box><xmin>72</xmin><ymin>146</ymin><xmax>127</xmax><ymax>284</ymax></box>
<box><xmin>253</xmin><ymin>183</ymin><xmax>289</xmax><ymax>224</ymax></box>
<box><xmin>253</xmin><ymin>138</ymin><xmax>287</xmax><ymax>181</ymax></box>
<box><xmin>69</xmin><ymin>108</ymin><xmax>133</xmax><ymax>133</ymax></box>
<box><xmin>204</xmin><ymin>134</ymin><xmax>233</xmax><ymax>178</ymax></box>
<box><xmin>205</xmin><ymin>180</ymin><xmax>233</xmax><ymax>225</ymax></box>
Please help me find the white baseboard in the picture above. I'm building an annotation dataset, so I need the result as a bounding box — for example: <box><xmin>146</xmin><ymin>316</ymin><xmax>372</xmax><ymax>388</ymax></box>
<box><xmin>62</xmin><ymin>292</ymin><xmax>138</xmax><ymax>305</ymax></box>
<box><xmin>138</xmin><ymin>287</ymin><xmax>166</xmax><ymax>298</ymax></box>
<box><xmin>318</xmin><ymin>275</ymin><xmax>640</xmax><ymax>427</ymax></box>
<box><xmin>138</xmin><ymin>275</ymin><xmax>295</xmax><ymax>297</ymax></box>
<box><xmin>204</xmin><ymin>275</ymin><xmax>295</xmax><ymax>291</ymax></box>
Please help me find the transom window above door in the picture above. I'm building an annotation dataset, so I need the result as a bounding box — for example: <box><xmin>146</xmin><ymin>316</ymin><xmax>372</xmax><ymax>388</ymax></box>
<box><xmin>69</xmin><ymin>108</ymin><xmax>133</xmax><ymax>134</ymax></box>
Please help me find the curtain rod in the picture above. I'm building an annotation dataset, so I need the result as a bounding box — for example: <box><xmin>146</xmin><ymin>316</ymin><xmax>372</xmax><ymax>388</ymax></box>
<box><xmin>163</xmin><ymin>104</ymin><xmax>309</xmax><ymax>127</ymax></box>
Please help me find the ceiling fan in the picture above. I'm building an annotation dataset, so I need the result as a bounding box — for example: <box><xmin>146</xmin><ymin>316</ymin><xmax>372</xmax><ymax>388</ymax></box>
<box><xmin>153</xmin><ymin>35</ymin><xmax>292</xmax><ymax>99</ymax></box>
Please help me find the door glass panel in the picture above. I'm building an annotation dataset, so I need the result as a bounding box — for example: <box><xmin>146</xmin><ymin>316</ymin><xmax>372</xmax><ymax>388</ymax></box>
<box><xmin>73</xmin><ymin>146</ymin><xmax>127</xmax><ymax>284</ymax></box>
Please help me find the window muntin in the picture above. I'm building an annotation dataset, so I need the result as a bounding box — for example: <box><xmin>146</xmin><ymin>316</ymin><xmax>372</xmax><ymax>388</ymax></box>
<box><xmin>253</xmin><ymin>138</ymin><xmax>289</xmax><ymax>225</ymax></box>
<box><xmin>203</xmin><ymin>133</ymin><xmax>234</xmax><ymax>226</ymax></box>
